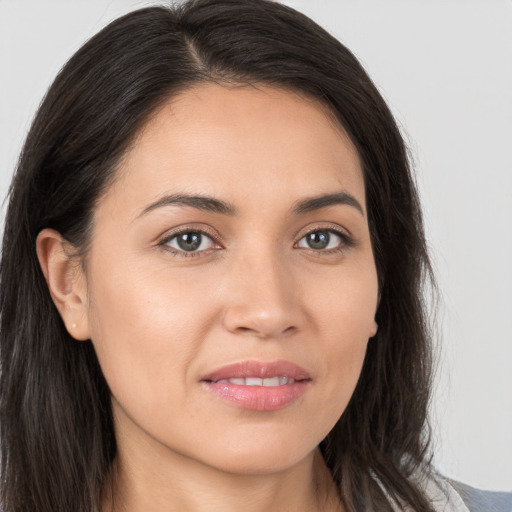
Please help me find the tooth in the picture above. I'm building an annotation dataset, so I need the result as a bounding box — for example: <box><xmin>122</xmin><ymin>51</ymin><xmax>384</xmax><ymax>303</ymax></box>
<box><xmin>245</xmin><ymin>377</ymin><xmax>263</xmax><ymax>386</ymax></box>
<box><xmin>262</xmin><ymin>377</ymin><xmax>280</xmax><ymax>387</ymax></box>
<box><xmin>215</xmin><ymin>376</ymin><xmax>296</xmax><ymax>386</ymax></box>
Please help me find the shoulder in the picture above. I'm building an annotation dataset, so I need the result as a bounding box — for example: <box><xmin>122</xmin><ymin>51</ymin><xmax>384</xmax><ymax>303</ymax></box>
<box><xmin>408</xmin><ymin>469</ymin><xmax>512</xmax><ymax>512</ymax></box>
<box><xmin>447</xmin><ymin>479</ymin><xmax>512</xmax><ymax>512</ymax></box>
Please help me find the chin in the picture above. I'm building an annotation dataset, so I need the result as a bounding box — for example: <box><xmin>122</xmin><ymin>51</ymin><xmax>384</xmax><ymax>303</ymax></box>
<box><xmin>198</xmin><ymin>433</ymin><xmax>316</xmax><ymax>476</ymax></box>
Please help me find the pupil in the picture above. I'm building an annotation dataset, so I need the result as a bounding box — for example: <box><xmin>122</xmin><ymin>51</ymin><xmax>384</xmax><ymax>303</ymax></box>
<box><xmin>177</xmin><ymin>232</ymin><xmax>201</xmax><ymax>251</ymax></box>
<box><xmin>307</xmin><ymin>231</ymin><xmax>329</xmax><ymax>249</ymax></box>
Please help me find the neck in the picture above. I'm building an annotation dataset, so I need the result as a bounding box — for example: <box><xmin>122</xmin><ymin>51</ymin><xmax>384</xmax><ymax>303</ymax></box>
<box><xmin>104</xmin><ymin>444</ymin><xmax>343</xmax><ymax>512</ymax></box>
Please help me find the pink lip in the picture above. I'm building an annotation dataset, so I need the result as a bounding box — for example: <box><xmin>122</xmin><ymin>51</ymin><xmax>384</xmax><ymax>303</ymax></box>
<box><xmin>201</xmin><ymin>360</ymin><xmax>311</xmax><ymax>412</ymax></box>
<box><xmin>201</xmin><ymin>360</ymin><xmax>310</xmax><ymax>382</ymax></box>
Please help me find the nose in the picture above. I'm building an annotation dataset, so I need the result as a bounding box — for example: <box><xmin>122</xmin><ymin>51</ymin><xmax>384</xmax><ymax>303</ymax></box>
<box><xmin>221</xmin><ymin>249</ymin><xmax>303</xmax><ymax>339</ymax></box>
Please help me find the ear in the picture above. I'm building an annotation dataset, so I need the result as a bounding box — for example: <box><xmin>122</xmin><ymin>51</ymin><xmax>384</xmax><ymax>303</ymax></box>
<box><xmin>369</xmin><ymin>320</ymin><xmax>378</xmax><ymax>338</ymax></box>
<box><xmin>370</xmin><ymin>288</ymin><xmax>381</xmax><ymax>338</ymax></box>
<box><xmin>36</xmin><ymin>228</ymin><xmax>90</xmax><ymax>341</ymax></box>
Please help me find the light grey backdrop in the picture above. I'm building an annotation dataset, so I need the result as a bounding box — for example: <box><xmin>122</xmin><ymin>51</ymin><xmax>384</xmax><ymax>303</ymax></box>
<box><xmin>0</xmin><ymin>0</ymin><xmax>510</xmax><ymax>491</ymax></box>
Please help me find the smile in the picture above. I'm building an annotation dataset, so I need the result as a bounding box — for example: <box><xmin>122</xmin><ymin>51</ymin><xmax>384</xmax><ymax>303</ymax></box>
<box><xmin>201</xmin><ymin>360</ymin><xmax>310</xmax><ymax>411</ymax></box>
<box><xmin>214</xmin><ymin>376</ymin><xmax>295</xmax><ymax>386</ymax></box>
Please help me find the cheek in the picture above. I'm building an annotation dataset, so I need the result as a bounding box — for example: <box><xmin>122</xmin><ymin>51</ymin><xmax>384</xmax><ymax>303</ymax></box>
<box><xmin>308</xmin><ymin>256</ymin><xmax>378</xmax><ymax>341</ymax></box>
<box><xmin>85</xmin><ymin>259</ymin><xmax>218</xmax><ymax>412</ymax></box>
<box><xmin>306</xmin><ymin>262</ymin><xmax>377</xmax><ymax>413</ymax></box>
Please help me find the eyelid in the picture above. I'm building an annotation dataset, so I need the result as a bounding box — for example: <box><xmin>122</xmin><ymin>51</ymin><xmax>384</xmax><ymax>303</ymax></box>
<box><xmin>157</xmin><ymin>224</ymin><xmax>223</xmax><ymax>254</ymax></box>
<box><xmin>293</xmin><ymin>223</ymin><xmax>356</xmax><ymax>252</ymax></box>
<box><xmin>156</xmin><ymin>222</ymin><xmax>354</xmax><ymax>258</ymax></box>
<box><xmin>294</xmin><ymin>222</ymin><xmax>353</xmax><ymax>242</ymax></box>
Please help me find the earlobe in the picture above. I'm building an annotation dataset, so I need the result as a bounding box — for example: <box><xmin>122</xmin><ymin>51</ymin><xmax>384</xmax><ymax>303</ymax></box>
<box><xmin>36</xmin><ymin>228</ymin><xmax>90</xmax><ymax>341</ymax></box>
<box><xmin>370</xmin><ymin>321</ymin><xmax>378</xmax><ymax>338</ymax></box>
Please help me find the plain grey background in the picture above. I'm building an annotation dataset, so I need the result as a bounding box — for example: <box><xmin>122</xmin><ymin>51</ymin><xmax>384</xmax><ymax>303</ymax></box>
<box><xmin>0</xmin><ymin>0</ymin><xmax>511</xmax><ymax>491</ymax></box>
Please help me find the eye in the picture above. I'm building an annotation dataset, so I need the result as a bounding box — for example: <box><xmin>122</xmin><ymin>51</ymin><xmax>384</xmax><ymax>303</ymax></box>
<box><xmin>296</xmin><ymin>229</ymin><xmax>346</xmax><ymax>251</ymax></box>
<box><xmin>164</xmin><ymin>231</ymin><xmax>215</xmax><ymax>253</ymax></box>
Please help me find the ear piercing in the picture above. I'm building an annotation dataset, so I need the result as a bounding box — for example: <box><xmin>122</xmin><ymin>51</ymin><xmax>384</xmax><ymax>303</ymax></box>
<box><xmin>72</xmin><ymin>323</ymin><xmax>77</xmax><ymax>329</ymax></box>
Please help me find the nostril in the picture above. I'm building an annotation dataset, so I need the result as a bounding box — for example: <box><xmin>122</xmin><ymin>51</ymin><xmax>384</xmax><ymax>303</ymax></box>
<box><xmin>233</xmin><ymin>325</ymin><xmax>297</xmax><ymax>338</ymax></box>
<box><xmin>222</xmin><ymin>304</ymin><xmax>301</xmax><ymax>339</ymax></box>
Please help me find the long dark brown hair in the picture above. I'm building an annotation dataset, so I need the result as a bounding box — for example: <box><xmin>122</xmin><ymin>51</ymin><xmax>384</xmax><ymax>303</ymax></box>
<box><xmin>0</xmin><ymin>1</ymin><xmax>436</xmax><ymax>511</ymax></box>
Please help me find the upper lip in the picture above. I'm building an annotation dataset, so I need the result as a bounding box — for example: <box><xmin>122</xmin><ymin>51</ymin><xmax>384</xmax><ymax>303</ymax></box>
<box><xmin>201</xmin><ymin>360</ymin><xmax>311</xmax><ymax>382</ymax></box>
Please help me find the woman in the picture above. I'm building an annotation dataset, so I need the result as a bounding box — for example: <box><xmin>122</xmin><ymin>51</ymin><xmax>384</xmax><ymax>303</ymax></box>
<box><xmin>0</xmin><ymin>1</ymin><xmax>509</xmax><ymax>511</ymax></box>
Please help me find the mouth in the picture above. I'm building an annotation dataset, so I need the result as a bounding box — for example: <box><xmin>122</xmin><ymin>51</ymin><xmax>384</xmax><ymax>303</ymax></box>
<box><xmin>201</xmin><ymin>360</ymin><xmax>311</xmax><ymax>411</ymax></box>
<box><xmin>212</xmin><ymin>376</ymin><xmax>296</xmax><ymax>386</ymax></box>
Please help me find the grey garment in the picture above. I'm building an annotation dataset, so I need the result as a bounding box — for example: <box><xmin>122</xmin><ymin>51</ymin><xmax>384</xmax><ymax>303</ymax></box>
<box><xmin>449</xmin><ymin>480</ymin><xmax>512</xmax><ymax>512</ymax></box>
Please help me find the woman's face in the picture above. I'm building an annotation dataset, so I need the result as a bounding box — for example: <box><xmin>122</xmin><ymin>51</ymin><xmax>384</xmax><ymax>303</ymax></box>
<box><xmin>81</xmin><ymin>84</ymin><xmax>378</xmax><ymax>474</ymax></box>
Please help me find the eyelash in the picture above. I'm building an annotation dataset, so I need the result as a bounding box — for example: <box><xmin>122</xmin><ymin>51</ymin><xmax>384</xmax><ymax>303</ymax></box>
<box><xmin>158</xmin><ymin>225</ymin><xmax>355</xmax><ymax>259</ymax></box>
<box><xmin>296</xmin><ymin>226</ymin><xmax>355</xmax><ymax>255</ymax></box>
<box><xmin>158</xmin><ymin>226</ymin><xmax>220</xmax><ymax>259</ymax></box>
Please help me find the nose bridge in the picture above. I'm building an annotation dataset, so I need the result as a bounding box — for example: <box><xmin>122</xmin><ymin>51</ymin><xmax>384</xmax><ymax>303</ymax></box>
<box><xmin>221</xmin><ymin>241</ymin><xmax>300</xmax><ymax>338</ymax></box>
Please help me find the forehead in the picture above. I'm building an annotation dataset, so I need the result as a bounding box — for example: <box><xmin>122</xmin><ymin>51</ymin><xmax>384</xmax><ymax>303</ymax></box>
<box><xmin>101</xmin><ymin>83</ymin><xmax>365</xmax><ymax>219</ymax></box>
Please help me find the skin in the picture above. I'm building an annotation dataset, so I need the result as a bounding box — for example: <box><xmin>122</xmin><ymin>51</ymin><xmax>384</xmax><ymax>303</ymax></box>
<box><xmin>37</xmin><ymin>84</ymin><xmax>379</xmax><ymax>512</ymax></box>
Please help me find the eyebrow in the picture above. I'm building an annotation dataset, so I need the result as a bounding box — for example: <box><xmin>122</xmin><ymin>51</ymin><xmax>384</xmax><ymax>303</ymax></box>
<box><xmin>293</xmin><ymin>191</ymin><xmax>364</xmax><ymax>216</ymax></box>
<box><xmin>138</xmin><ymin>193</ymin><xmax>237</xmax><ymax>218</ymax></box>
<box><xmin>137</xmin><ymin>190</ymin><xmax>364</xmax><ymax>219</ymax></box>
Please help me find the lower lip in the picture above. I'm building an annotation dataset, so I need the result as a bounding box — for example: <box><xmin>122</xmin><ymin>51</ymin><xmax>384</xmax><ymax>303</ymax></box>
<box><xmin>202</xmin><ymin>381</ymin><xmax>310</xmax><ymax>411</ymax></box>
